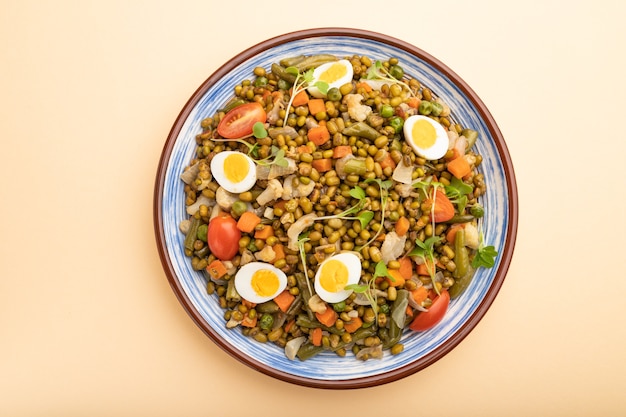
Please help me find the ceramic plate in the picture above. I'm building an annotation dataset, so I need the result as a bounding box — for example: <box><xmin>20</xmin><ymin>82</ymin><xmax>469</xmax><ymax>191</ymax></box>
<box><xmin>154</xmin><ymin>28</ymin><xmax>518</xmax><ymax>389</ymax></box>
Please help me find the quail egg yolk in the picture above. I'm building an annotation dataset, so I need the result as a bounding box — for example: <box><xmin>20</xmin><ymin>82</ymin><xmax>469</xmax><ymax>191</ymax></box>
<box><xmin>223</xmin><ymin>152</ymin><xmax>251</xmax><ymax>184</ymax></box>
<box><xmin>319</xmin><ymin>259</ymin><xmax>349</xmax><ymax>293</ymax></box>
<box><xmin>251</xmin><ymin>269</ymin><xmax>280</xmax><ymax>298</ymax></box>
<box><xmin>410</xmin><ymin>118</ymin><xmax>437</xmax><ymax>149</ymax></box>
<box><xmin>318</xmin><ymin>62</ymin><xmax>348</xmax><ymax>84</ymax></box>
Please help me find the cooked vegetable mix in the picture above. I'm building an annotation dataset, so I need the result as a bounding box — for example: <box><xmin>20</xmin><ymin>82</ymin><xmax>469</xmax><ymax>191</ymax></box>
<box><xmin>179</xmin><ymin>54</ymin><xmax>498</xmax><ymax>361</ymax></box>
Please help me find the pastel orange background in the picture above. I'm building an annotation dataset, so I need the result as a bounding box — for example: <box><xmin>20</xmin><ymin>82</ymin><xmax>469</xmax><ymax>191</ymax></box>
<box><xmin>2</xmin><ymin>1</ymin><xmax>625</xmax><ymax>415</ymax></box>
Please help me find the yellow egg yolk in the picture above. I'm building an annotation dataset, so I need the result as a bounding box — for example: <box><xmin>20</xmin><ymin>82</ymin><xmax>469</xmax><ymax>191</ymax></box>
<box><xmin>319</xmin><ymin>63</ymin><xmax>347</xmax><ymax>83</ymax></box>
<box><xmin>319</xmin><ymin>260</ymin><xmax>349</xmax><ymax>292</ymax></box>
<box><xmin>411</xmin><ymin>119</ymin><xmax>437</xmax><ymax>149</ymax></box>
<box><xmin>251</xmin><ymin>270</ymin><xmax>279</xmax><ymax>297</ymax></box>
<box><xmin>224</xmin><ymin>153</ymin><xmax>250</xmax><ymax>183</ymax></box>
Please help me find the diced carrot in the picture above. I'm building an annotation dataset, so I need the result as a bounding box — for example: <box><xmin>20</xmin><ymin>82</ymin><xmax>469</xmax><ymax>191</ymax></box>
<box><xmin>284</xmin><ymin>319</ymin><xmax>296</xmax><ymax>334</ymax></box>
<box><xmin>394</xmin><ymin>216</ymin><xmax>410</xmax><ymax>237</ymax></box>
<box><xmin>416</xmin><ymin>260</ymin><xmax>435</xmax><ymax>277</ymax></box>
<box><xmin>206</xmin><ymin>259</ymin><xmax>228</xmax><ymax>280</ymax></box>
<box><xmin>311</xmin><ymin>158</ymin><xmax>332</xmax><ymax>172</ymax></box>
<box><xmin>427</xmin><ymin>189</ymin><xmax>455</xmax><ymax>223</ymax></box>
<box><xmin>242</xmin><ymin>299</ymin><xmax>256</xmax><ymax>309</ymax></box>
<box><xmin>332</xmin><ymin>145</ymin><xmax>353</xmax><ymax>159</ymax></box>
<box><xmin>315</xmin><ymin>306</ymin><xmax>338</xmax><ymax>327</ymax></box>
<box><xmin>308</xmin><ymin>125</ymin><xmax>331</xmax><ymax>146</ymax></box>
<box><xmin>311</xmin><ymin>327</ymin><xmax>323</xmax><ymax>346</ymax></box>
<box><xmin>411</xmin><ymin>286</ymin><xmax>429</xmax><ymax>305</ymax></box>
<box><xmin>241</xmin><ymin>313</ymin><xmax>257</xmax><ymax>328</ymax></box>
<box><xmin>386</xmin><ymin>269</ymin><xmax>406</xmax><ymax>288</ymax></box>
<box><xmin>406</xmin><ymin>305</ymin><xmax>414</xmax><ymax>318</ymax></box>
<box><xmin>273</xmin><ymin>290</ymin><xmax>295</xmax><ymax>313</ymax></box>
<box><xmin>297</xmin><ymin>143</ymin><xmax>315</xmax><ymax>154</ymax></box>
<box><xmin>272</xmin><ymin>243</ymin><xmax>286</xmax><ymax>262</ymax></box>
<box><xmin>356</xmin><ymin>81</ymin><xmax>373</xmax><ymax>92</ymax></box>
<box><xmin>307</xmin><ymin>98</ymin><xmax>326</xmax><ymax>116</ymax></box>
<box><xmin>254</xmin><ymin>224</ymin><xmax>274</xmax><ymax>239</ymax></box>
<box><xmin>447</xmin><ymin>155</ymin><xmax>472</xmax><ymax>179</ymax></box>
<box><xmin>407</xmin><ymin>97</ymin><xmax>421</xmax><ymax>108</ymax></box>
<box><xmin>446</xmin><ymin>223</ymin><xmax>467</xmax><ymax>244</ymax></box>
<box><xmin>398</xmin><ymin>257</ymin><xmax>413</xmax><ymax>280</ymax></box>
<box><xmin>343</xmin><ymin>316</ymin><xmax>363</xmax><ymax>333</ymax></box>
<box><xmin>236</xmin><ymin>211</ymin><xmax>261</xmax><ymax>233</ymax></box>
<box><xmin>291</xmin><ymin>89</ymin><xmax>309</xmax><ymax>107</ymax></box>
<box><xmin>378</xmin><ymin>153</ymin><xmax>397</xmax><ymax>170</ymax></box>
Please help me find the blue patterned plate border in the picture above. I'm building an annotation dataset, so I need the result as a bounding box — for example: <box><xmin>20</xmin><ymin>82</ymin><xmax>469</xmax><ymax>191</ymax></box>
<box><xmin>154</xmin><ymin>28</ymin><xmax>518</xmax><ymax>389</ymax></box>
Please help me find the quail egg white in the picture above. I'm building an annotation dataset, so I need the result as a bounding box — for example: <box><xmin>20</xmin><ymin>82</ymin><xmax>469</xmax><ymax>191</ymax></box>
<box><xmin>307</xmin><ymin>59</ymin><xmax>354</xmax><ymax>98</ymax></box>
<box><xmin>234</xmin><ymin>262</ymin><xmax>288</xmax><ymax>304</ymax></box>
<box><xmin>403</xmin><ymin>115</ymin><xmax>449</xmax><ymax>160</ymax></box>
<box><xmin>314</xmin><ymin>253</ymin><xmax>362</xmax><ymax>303</ymax></box>
<box><xmin>210</xmin><ymin>151</ymin><xmax>257</xmax><ymax>193</ymax></box>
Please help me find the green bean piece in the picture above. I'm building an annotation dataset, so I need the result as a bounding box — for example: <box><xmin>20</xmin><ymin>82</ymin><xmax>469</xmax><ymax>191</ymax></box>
<box><xmin>449</xmin><ymin>229</ymin><xmax>475</xmax><ymax>299</ymax></box>
<box><xmin>453</xmin><ymin>229</ymin><xmax>469</xmax><ymax>279</ymax></box>
<box><xmin>461</xmin><ymin>129</ymin><xmax>479</xmax><ymax>149</ymax></box>
<box><xmin>296</xmin><ymin>342</ymin><xmax>325</xmax><ymax>361</ymax></box>
<box><xmin>271</xmin><ymin>63</ymin><xmax>296</xmax><ymax>84</ymax></box>
<box><xmin>383</xmin><ymin>289</ymin><xmax>409</xmax><ymax>349</ymax></box>
<box><xmin>279</xmin><ymin>55</ymin><xmax>306</xmax><ymax>67</ymax></box>
<box><xmin>342</xmin><ymin>158</ymin><xmax>367</xmax><ymax>175</ymax></box>
<box><xmin>294</xmin><ymin>54</ymin><xmax>338</xmax><ymax>71</ymax></box>
<box><xmin>284</xmin><ymin>295</ymin><xmax>303</xmax><ymax>316</ymax></box>
<box><xmin>184</xmin><ymin>217</ymin><xmax>201</xmax><ymax>252</ymax></box>
<box><xmin>256</xmin><ymin>300</ymin><xmax>280</xmax><ymax>314</ymax></box>
<box><xmin>296</xmin><ymin>314</ymin><xmax>343</xmax><ymax>335</ymax></box>
<box><xmin>445</xmin><ymin>214</ymin><xmax>476</xmax><ymax>224</ymax></box>
<box><xmin>342</xmin><ymin>122</ymin><xmax>379</xmax><ymax>140</ymax></box>
<box><xmin>295</xmin><ymin>273</ymin><xmax>314</xmax><ymax>319</ymax></box>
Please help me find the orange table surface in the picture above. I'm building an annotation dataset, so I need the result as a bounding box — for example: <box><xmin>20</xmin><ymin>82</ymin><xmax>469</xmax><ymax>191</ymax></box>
<box><xmin>2</xmin><ymin>1</ymin><xmax>625</xmax><ymax>415</ymax></box>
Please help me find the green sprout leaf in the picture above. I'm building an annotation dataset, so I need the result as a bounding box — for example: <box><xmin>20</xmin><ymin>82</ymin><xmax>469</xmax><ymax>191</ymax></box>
<box><xmin>349</xmin><ymin>185</ymin><xmax>366</xmax><ymax>200</ymax></box>
<box><xmin>252</xmin><ymin>121</ymin><xmax>268</xmax><ymax>139</ymax></box>
<box><xmin>408</xmin><ymin>236</ymin><xmax>443</xmax><ymax>295</ymax></box>
<box><xmin>365</xmin><ymin>60</ymin><xmax>417</xmax><ymax>98</ymax></box>
<box><xmin>445</xmin><ymin>176</ymin><xmax>473</xmax><ymax>214</ymax></box>
<box><xmin>471</xmin><ymin>231</ymin><xmax>498</xmax><ymax>268</ymax></box>
<box><xmin>357</xmin><ymin>211</ymin><xmax>374</xmax><ymax>229</ymax></box>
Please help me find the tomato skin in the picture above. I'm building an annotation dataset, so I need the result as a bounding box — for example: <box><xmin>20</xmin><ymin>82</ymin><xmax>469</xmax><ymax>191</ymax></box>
<box><xmin>217</xmin><ymin>102</ymin><xmax>267</xmax><ymax>139</ymax></box>
<box><xmin>207</xmin><ymin>213</ymin><xmax>241</xmax><ymax>260</ymax></box>
<box><xmin>409</xmin><ymin>289</ymin><xmax>450</xmax><ymax>331</ymax></box>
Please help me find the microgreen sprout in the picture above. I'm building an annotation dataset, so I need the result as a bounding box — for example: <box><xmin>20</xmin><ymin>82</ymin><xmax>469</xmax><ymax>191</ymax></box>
<box><xmin>365</xmin><ymin>61</ymin><xmax>417</xmax><ymax>98</ymax></box>
<box><xmin>345</xmin><ymin>261</ymin><xmax>392</xmax><ymax>316</ymax></box>
<box><xmin>283</xmin><ymin>67</ymin><xmax>329</xmax><ymax>126</ymax></box>
<box><xmin>297</xmin><ymin>232</ymin><xmax>313</xmax><ymax>296</ymax></box>
<box><xmin>316</xmin><ymin>185</ymin><xmax>373</xmax><ymax>229</ymax></box>
<box><xmin>408</xmin><ymin>235</ymin><xmax>443</xmax><ymax>295</ymax></box>
<box><xmin>445</xmin><ymin>176</ymin><xmax>473</xmax><ymax>214</ymax></box>
<box><xmin>471</xmin><ymin>230</ymin><xmax>498</xmax><ymax>269</ymax></box>
<box><xmin>211</xmin><ymin>129</ymin><xmax>288</xmax><ymax>168</ymax></box>
<box><xmin>357</xmin><ymin>178</ymin><xmax>392</xmax><ymax>250</ymax></box>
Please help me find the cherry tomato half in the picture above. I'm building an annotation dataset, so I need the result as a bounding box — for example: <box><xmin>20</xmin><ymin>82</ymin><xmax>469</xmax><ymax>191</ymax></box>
<box><xmin>409</xmin><ymin>289</ymin><xmax>450</xmax><ymax>331</ymax></box>
<box><xmin>217</xmin><ymin>102</ymin><xmax>267</xmax><ymax>139</ymax></box>
<box><xmin>207</xmin><ymin>213</ymin><xmax>241</xmax><ymax>260</ymax></box>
